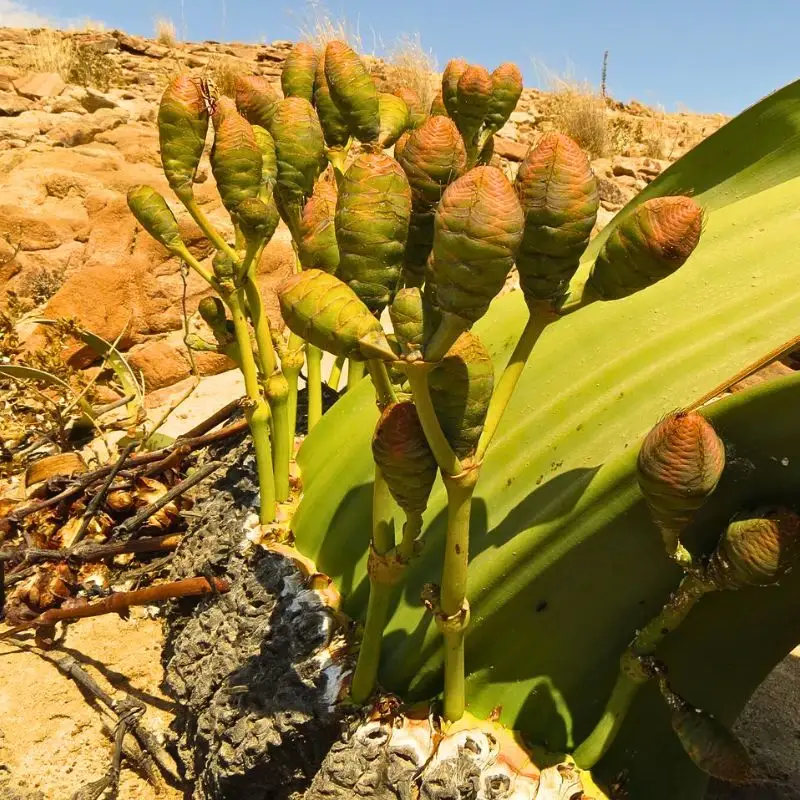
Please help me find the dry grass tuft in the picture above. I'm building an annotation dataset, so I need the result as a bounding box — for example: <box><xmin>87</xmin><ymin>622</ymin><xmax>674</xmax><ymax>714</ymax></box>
<box><xmin>67</xmin><ymin>19</ymin><xmax>107</xmax><ymax>33</ymax></box>
<box><xmin>549</xmin><ymin>77</ymin><xmax>609</xmax><ymax>158</ymax></box>
<box><xmin>23</xmin><ymin>29</ymin><xmax>120</xmax><ymax>91</ymax></box>
<box><xmin>384</xmin><ymin>33</ymin><xmax>438</xmax><ymax>111</ymax></box>
<box><xmin>206</xmin><ymin>55</ymin><xmax>248</xmax><ymax>98</ymax></box>
<box><xmin>155</xmin><ymin>17</ymin><xmax>178</xmax><ymax>48</ymax></box>
<box><xmin>295</xmin><ymin>0</ymin><xmax>365</xmax><ymax>51</ymax></box>
<box><xmin>24</xmin><ymin>29</ymin><xmax>76</xmax><ymax>79</ymax></box>
<box><xmin>641</xmin><ymin>106</ymin><xmax>669</xmax><ymax>159</ymax></box>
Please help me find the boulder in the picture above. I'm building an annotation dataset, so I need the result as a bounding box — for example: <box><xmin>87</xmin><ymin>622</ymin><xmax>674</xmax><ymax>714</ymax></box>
<box><xmin>47</xmin><ymin>107</ymin><xmax>129</xmax><ymax>147</ymax></box>
<box><xmin>493</xmin><ymin>135</ymin><xmax>528</xmax><ymax>162</ymax></box>
<box><xmin>0</xmin><ymin>91</ymin><xmax>32</xmax><ymax>116</ymax></box>
<box><xmin>14</xmin><ymin>72</ymin><xmax>66</xmax><ymax>100</ymax></box>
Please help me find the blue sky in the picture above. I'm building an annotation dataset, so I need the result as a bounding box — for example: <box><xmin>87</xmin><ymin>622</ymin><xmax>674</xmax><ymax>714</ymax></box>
<box><xmin>3</xmin><ymin>0</ymin><xmax>797</xmax><ymax>115</ymax></box>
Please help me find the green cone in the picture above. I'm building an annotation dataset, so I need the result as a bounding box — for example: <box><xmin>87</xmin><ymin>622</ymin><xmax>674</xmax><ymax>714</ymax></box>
<box><xmin>324</xmin><ymin>40</ymin><xmax>380</xmax><ymax>144</ymax></box>
<box><xmin>396</xmin><ymin>116</ymin><xmax>467</xmax><ymax>286</ymax></box>
<box><xmin>588</xmin><ymin>196</ymin><xmax>704</xmax><ymax>300</ymax></box>
<box><xmin>660</xmin><ymin>679</ymin><xmax>756</xmax><ymax>784</ymax></box>
<box><xmin>392</xmin><ymin>86</ymin><xmax>426</xmax><ymax>129</ymax></box>
<box><xmin>389</xmin><ymin>287</ymin><xmax>424</xmax><ymax>352</ymax></box>
<box><xmin>455</xmin><ymin>64</ymin><xmax>492</xmax><ymax>143</ymax></box>
<box><xmin>234</xmin><ymin>74</ymin><xmax>281</xmax><ymax>131</ymax></box>
<box><xmin>377</xmin><ymin>92</ymin><xmax>410</xmax><ymax>149</ymax></box>
<box><xmin>514</xmin><ymin>132</ymin><xmax>599</xmax><ymax>303</ymax></box>
<box><xmin>298</xmin><ymin>178</ymin><xmax>340</xmax><ymax>273</ymax></box>
<box><xmin>198</xmin><ymin>296</ymin><xmax>240</xmax><ymax>362</ymax></box>
<box><xmin>127</xmin><ymin>184</ymin><xmax>185</xmax><ymax>252</ymax></box>
<box><xmin>429</xmin><ymin>332</ymin><xmax>494</xmax><ymax>460</ymax></box>
<box><xmin>430</xmin><ymin>166</ymin><xmax>524</xmax><ymax>323</ymax></box>
<box><xmin>210</xmin><ymin>98</ymin><xmax>263</xmax><ymax>215</ymax></box>
<box><xmin>269</xmin><ymin>97</ymin><xmax>326</xmax><ymax>233</ymax></box>
<box><xmin>442</xmin><ymin>58</ymin><xmax>468</xmax><ymax>121</ymax></box>
<box><xmin>158</xmin><ymin>75</ymin><xmax>209</xmax><ymax>202</ymax></box>
<box><xmin>335</xmin><ymin>152</ymin><xmax>412</xmax><ymax>316</ymax></box>
<box><xmin>397</xmin><ymin>116</ymin><xmax>467</xmax><ymax>206</ymax></box>
<box><xmin>637</xmin><ymin>410</ymin><xmax>725</xmax><ymax>558</ymax></box>
<box><xmin>313</xmin><ymin>47</ymin><xmax>350</xmax><ymax>149</ymax></box>
<box><xmin>278</xmin><ymin>269</ymin><xmax>394</xmax><ymax>360</ymax></box>
<box><xmin>252</xmin><ymin>125</ymin><xmax>277</xmax><ymax>188</ymax></box>
<box><xmin>484</xmin><ymin>62</ymin><xmax>523</xmax><ymax>136</ymax></box>
<box><xmin>281</xmin><ymin>41</ymin><xmax>317</xmax><ymax>103</ymax></box>
<box><xmin>198</xmin><ymin>296</ymin><xmax>231</xmax><ymax>341</ymax></box>
<box><xmin>372</xmin><ymin>401</ymin><xmax>438</xmax><ymax>517</ymax></box>
<box><xmin>236</xmin><ymin>195</ymin><xmax>279</xmax><ymax>245</ymax></box>
<box><xmin>708</xmin><ymin>506</ymin><xmax>800</xmax><ymax>590</ymax></box>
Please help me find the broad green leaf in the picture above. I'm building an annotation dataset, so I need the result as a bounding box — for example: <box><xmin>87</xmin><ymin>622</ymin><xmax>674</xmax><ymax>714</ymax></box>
<box><xmin>293</xmin><ymin>78</ymin><xmax>800</xmax><ymax>798</ymax></box>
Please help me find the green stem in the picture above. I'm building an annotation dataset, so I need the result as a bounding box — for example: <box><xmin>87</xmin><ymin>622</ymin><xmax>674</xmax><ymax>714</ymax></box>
<box><xmin>572</xmin><ymin>572</ymin><xmax>714</xmax><ymax>768</ymax></box>
<box><xmin>366</xmin><ymin>359</ymin><xmax>397</xmax><ymax>409</ymax></box>
<box><xmin>182</xmin><ymin>195</ymin><xmax>240</xmax><ymax>263</ymax></box>
<box><xmin>327</xmin><ymin>354</ymin><xmax>346</xmax><ymax>391</ymax></box>
<box><xmin>243</xmin><ymin>266</ymin><xmax>276</xmax><ymax>380</ymax></box>
<box><xmin>266</xmin><ymin>373</ymin><xmax>291</xmax><ymax>503</ymax></box>
<box><xmin>398</xmin><ymin>512</ymin><xmax>423</xmax><ymax>561</ymax></box>
<box><xmin>227</xmin><ymin>288</ymin><xmax>276</xmax><ymax>523</ymax></box>
<box><xmin>347</xmin><ymin>359</ymin><xmax>366</xmax><ymax>390</ymax></box>
<box><xmin>350</xmin><ymin>467</ymin><xmax>396</xmax><ymax>704</ymax></box>
<box><xmin>350</xmin><ymin>582</ymin><xmax>392</xmax><ymax>704</ymax></box>
<box><xmin>173</xmin><ymin>243</ymin><xmax>218</xmax><ymax>289</ymax></box>
<box><xmin>439</xmin><ymin>468</ymin><xmax>479</xmax><ymax>722</ymax></box>
<box><xmin>424</xmin><ymin>312</ymin><xmax>469</xmax><ymax>363</ymax></box>
<box><xmin>284</xmin><ymin>331</ymin><xmax>305</xmax><ymax>442</ymax></box>
<box><xmin>571</xmin><ymin>669</ymin><xmax>643</xmax><ymax>770</ymax></box>
<box><xmin>233</xmin><ymin>220</ymin><xmax>246</xmax><ymax>252</ymax></box>
<box><xmin>404</xmin><ymin>363</ymin><xmax>462</xmax><ymax>477</ymax></box>
<box><xmin>306</xmin><ymin>344</ymin><xmax>323</xmax><ymax>431</ymax></box>
<box><xmin>476</xmin><ymin>310</ymin><xmax>552</xmax><ymax>461</ymax></box>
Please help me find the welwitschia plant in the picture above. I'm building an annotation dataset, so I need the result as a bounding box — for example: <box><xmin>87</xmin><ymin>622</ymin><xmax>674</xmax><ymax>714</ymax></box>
<box><xmin>274</xmin><ymin>39</ymin><xmax>711</xmax><ymax>730</ymax></box>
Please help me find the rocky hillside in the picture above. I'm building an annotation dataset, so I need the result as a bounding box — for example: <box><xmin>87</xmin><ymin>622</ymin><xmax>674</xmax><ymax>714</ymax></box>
<box><xmin>0</xmin><ymin>26</ymin><xmax>728</xmax><ymax>394</ymax></box>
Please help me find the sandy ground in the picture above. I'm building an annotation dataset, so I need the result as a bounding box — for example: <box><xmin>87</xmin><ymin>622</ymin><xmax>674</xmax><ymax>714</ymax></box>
<box><xmin>0</xmin><ymin>610</ymin><xmax>181</xmax><ymax>800</ymax></box>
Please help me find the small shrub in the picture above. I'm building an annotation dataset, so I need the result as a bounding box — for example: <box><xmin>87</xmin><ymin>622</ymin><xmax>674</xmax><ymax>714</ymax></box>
<box><xmin>19</xmin><ymin>267</ymin><xmax>65</xmax><ymax>306</ymax></box>
<box><xmin>385</xmin><ymin>33</ymin><xmax>438</xmax><ymax>112</ymax></box>
<box><xmin>156</xmin><ymin>17</ymin><xmax>178</xmax><ymax>48</ymax></box>
<box><xmin>68</xmin><ymin>45</ymin><xmax>122</xmax><ymax>92</ymax></box>
<box><xmin>608</xmin><ymin>115</ymin><xmax>635</xmax><ymax>156</ymax></box>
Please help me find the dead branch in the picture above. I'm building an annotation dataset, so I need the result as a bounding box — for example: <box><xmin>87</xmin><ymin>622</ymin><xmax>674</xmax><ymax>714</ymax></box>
<box><xmin>0</xmin><ymin>575</ymin><xmax>230</xmax><ymax>640</ymax></box>
<box><xmin>0</xmin><ymin>533</ymin><xmax>183</xmax><ymax>565</ymax></box>
<box><xmin>179</xmin><ymin>397</ymin><xmax>244</xmax><ymax>439</ymax></box>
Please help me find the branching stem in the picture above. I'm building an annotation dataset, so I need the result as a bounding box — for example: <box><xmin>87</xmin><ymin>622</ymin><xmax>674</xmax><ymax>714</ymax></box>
<box><xmin>572</xmin><ymin>572</ymin><xmax>714</xmax><ymax>768</ymax></box>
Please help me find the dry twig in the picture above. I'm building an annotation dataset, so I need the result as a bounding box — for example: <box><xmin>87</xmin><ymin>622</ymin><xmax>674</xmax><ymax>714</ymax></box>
<box><xmin>0</xmin><ymin>574</ymin><xmax>230</xmax><ymax>640</ymax></box>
